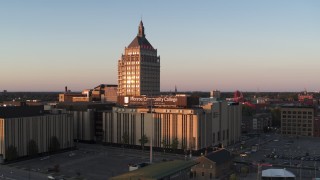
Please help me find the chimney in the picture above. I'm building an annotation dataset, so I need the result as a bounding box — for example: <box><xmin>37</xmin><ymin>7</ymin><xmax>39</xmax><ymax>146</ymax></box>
<box><xmin>65</xmin><ymin>86</ymin><xmax>68</xmax><ymax>93</ymax></box>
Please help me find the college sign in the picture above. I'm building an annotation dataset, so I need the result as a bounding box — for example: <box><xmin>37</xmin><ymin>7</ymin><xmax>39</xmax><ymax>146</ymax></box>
<box><xmin>118</xmin><ymin>95</ymin><xmax>188</xmax><ymax>107</ymax></box>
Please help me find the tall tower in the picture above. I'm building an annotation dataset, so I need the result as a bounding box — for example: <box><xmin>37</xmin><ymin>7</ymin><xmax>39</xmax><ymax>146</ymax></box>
<box><xmin>118</xmin><ymin>21</ymin><xmax>160</xmax><ymax>96</ymax></box>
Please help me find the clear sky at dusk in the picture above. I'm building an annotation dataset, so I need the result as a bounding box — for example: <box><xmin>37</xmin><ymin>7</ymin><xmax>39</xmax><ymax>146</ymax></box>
<box><xmin>1</xmin><ymin>0</ymin><xmax>319</xmax><ymax>92</ymax></box>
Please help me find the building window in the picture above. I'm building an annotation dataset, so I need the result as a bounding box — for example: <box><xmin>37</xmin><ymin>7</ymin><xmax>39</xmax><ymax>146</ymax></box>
<box><xmin>189</xmin><ymin>172</ymin><xmax>193</xmax><ymax>179</ymax></box>
<box><xmin>212</xmin><ymin>133</ymin><xmax>215</xmax><ymax>144</ymax></box>
<box><xmin>223</xmin><ymin>130</ymin><xmax>225</xmax><ymax>140</ymax></box>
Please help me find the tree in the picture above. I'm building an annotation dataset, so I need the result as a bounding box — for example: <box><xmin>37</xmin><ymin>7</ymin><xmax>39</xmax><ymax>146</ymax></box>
<box><xmin>5</xmin><ymin>145</ymin><xmax>18</xmax><ymax>161</ymax></box>
<box><xmin>27</xmin><ymin>139</ymin><xmax>39</xmax><ymax>156</ymax></box>
<box><xmin>229</xmin><ymin>173</ymin><xmax>237</xmax><ymax>180</ymax></box>
<box><xmin>122</xmin><ymin>132</ymin><xmax>129</xmax><ymax>144</ymax></box>
<box><xmin>49</xmin><ymin>136</ymin><xmax>60</xmax><ymax>152</ymax></box>
<box><xmin>171</xmin><ymin>138</ymin><xmax>179</xmax><ymax>150</ymax></box>
<box><xmin>242</xmin><ymin>105</ymin><xmax>255</xmax><ymax>116</ymax></box>
<box><xmin>241</xmin><ymin>166</ymin><xmax>249</xmax><ymax>177</ymax></box>
<box><xmin>139</xmin><ymin>134</ymin><xmax>148</xmax><ymax>151</ymax></box>
<box><xmin>161</xmin><ymin>138</ymin><xmax>170</xmax><ymax>153</ymax></box>
<box><xmin>122</xmin><ymin>132</ymin><xmax>129</xmax><ymax>148</ymax></box>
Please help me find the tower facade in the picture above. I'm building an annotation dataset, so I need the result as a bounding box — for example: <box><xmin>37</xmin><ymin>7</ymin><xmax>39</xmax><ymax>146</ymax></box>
<box><xmin>118</xmin><ymin>21</ymin><xmax>160</xmax><ymax>96</ymax></box>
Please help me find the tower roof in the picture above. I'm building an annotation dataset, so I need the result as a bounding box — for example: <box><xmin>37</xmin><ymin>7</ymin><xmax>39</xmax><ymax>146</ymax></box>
<box><xmin>128</xmin><ymin>21</ymin><xmax>154</xmax><ymax>49</ymax></box>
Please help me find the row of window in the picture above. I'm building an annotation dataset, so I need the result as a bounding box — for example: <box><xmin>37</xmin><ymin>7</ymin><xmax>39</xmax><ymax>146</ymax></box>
<box><xmin>282</xmin><ymin>131</ymin><xmax>312</xmax><ymax>136</ymax></box>
<box><xmin>125</xmin><ymin>66</ymin><xmax>140</xmax><ymax>70</ymax></box>
<box><xmin>125</xmin><ymin>61</ymin><xmax>140</xmax><ymax>65</ymax></box>
<box><xmin>212</xmin><ymin>130</ymin><xmax>229</xmax><ymax>143</ymax></box>
<box><xmin>121</xmin><ymin>76</ymin><xmax>140</xmax><ymax>80</ymax></box>
<box><xmin>125</xmin><ymin>72</ymin><xmax>140</xmax><ymax>75</ymax></box>
<box><xmin>190</xmin><ymin>171</ymin><xmax>213</xmax><ymax>179</ymax></box>
<box><xmin>282</xmin><ymin>123</ymin><xmax>312</xmax><ymax>127</ymax></box>
<box><xmin>282</xmin><ymin>128</ymin><xmax>312</xmax><ymax>131</ymax></box>
<box><xmin>282</xmin><ymin>115</ymin><xmax>313</xmax><ymax>119</ymax></box>
<box><xmin>282</xmin><ymin>111</ymin><xmax>313</xmax><ymax>115</ymax></box>
<box><xmin>282</xmin><ymin>119</ymin><xmax>312</xmax><ymax>123</ymax></box>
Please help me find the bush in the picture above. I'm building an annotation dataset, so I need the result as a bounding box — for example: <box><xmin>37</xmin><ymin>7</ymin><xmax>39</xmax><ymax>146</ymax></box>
<box><xmin>27</xmin><ymin>139</ymin><xmax>39</xmax><ymax>156</ymax></box>
<box><xmin>6</xmin><ymin>145</ymin><xmax>18</xmax><ymax>161</ymax></box>
<box><xmin>49</xmin><ymin>136</ymin><xmax>60</xmax><ymax>152</ymax></box>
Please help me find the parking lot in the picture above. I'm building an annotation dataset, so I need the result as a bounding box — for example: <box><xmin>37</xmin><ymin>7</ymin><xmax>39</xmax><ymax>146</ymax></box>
<box><xmin>234</xmin><ymin>133</ymin><xmax>320</xmax><ymax>179</ymax></box>
<box><xmin>6</xmin><ymin>143</ymin><xmax>185</xmax><ymax>180</ymax></box>
<box><xmin>2</xmin><ymin>133</ymin><xmax>320</xmax><ymax>179</ymax></box>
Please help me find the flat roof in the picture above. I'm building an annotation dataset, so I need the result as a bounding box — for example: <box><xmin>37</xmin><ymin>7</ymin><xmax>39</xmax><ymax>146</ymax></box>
<box><xmin>281</xmin><ymin>104</ymin><xmax>314</xmax><ymax>109</ymax></box>
<box><xmin>0</xmin><ymin>106</ymin><xmax>45</xmax><ymax>118</ymax></box>
<box><xmin>110</xmin><ymin>160</ymin><xmax>198</xmax><ymax>180</ymax></box>
<box><xmin>56</xmin><ymin>102</ymin><xmax>115</xmax><ymax>111</ymax></box>
<box><xmin>262</xmin><ymin>169</ymin><xmax>295</xmax><ymax>178</ymax></box>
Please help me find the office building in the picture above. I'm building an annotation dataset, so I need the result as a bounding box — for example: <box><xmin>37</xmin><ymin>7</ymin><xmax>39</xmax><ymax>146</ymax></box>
<box><xmin>281</xmin><ymin>105</ymin><xmax>314</xmax><ymax>136</ymax></box>
<box><xmin>102</xmin><ymin>101</ymin><xmax>241</xmax><ymax>151</ymax></box>
<box><xmin>0</xmin><ymin>106</ymin><xmax>74</xmax><ymax>161</ymax></box>
<box><xmin>56</xmin><ymin>102</ymin><xmax>115</xmax><ymax>142</ymax></box>
<box><xmin>117</xmin><ymin>21</ymin><xmax>160</xmax><ymax>96</ymax></box>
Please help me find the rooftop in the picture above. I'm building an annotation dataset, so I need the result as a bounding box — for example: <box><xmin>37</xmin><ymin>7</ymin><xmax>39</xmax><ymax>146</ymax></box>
<box><xmin>109</xmin><ymin>160</ymin><xmax>198</xmax><ymax>180</ymax></box>
<box><xmin>262</xmin><ymin>169</ymin><xmax>296</xmax><ymax>178</ymax></box>
<box><xmin>57</xmin><ymin>102</ymin><xmax>115</xmax><ymax>111</ymax></box>
<box><xmin>127</xmin><ymin>21</ymin><xmax>154</xmax><ymax>49</ymax></box>
<box><xmin>128</xmin><ymin>36</ymin><xmax>154</xmax><ymax>49</ymax></box>
<box><xmin>0</xmin><ymin>106</ymin><xmax>45</xmax><ymax>118</ymax></box>
<box><xmin>204</xmin><ymin>149</ymin><xmax>233</xmax><ymax>165</ymax></box>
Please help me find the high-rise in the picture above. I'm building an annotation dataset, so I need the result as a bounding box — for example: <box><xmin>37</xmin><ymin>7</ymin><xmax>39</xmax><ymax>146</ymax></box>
<box><xmin>118</xmin><ymin>21</ymin><xmax>160</xmax><ymax>96</ymax></box>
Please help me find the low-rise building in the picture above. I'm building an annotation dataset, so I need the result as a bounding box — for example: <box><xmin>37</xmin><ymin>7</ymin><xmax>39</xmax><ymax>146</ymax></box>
<box><xmin>110</xmin><ymin>160</ymin><xmax>198</xmax><ymax>180</ymax></box>
<box><xmin>252</xmin><ymin>113</ymin><xmax>272</xmax><ymax>133</ymax></box>
<box><xmin>59</xmin><ymin>84</ymin><xmax>117</xmax><ymax>103</ymax></box>
<box><xmin>191</xmin><ymin>149</ymin><xmax>234</xmax><ymax>179</ymax></box>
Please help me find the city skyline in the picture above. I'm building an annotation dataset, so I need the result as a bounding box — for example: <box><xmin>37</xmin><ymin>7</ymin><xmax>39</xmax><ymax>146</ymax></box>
<box><xmin>1</xmin><ymin>1</ymin><xmax>320</xmax><ymax>92</ymax></box>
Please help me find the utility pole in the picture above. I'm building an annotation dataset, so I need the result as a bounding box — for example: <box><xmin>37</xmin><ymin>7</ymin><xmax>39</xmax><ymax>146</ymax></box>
<box><xmin>257</xmin><ymin>164</ymin><xmax>261</xmax><ymax>180</ymax></box>
<box><xmin>299</xmin><ymin>160</ymin><xmax>302</xmax><ymax>180</ymax></box>
<box><xmin>315</xmin><ymin>161</ymin><xmax>317</xmax><ymax>179</ymax></box>
<box><xmin>149</xmin><ymin>98</ymin><xmax>153</xmax><ymax>164</ymax></box>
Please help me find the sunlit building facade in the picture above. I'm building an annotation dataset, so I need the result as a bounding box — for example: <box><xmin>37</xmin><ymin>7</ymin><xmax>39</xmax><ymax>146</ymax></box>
<box><xmin>118</xmin><ymin>21</ymin><xmax>160</xmax><ymax>96</ymax></box>
<box><xmin>101</xmin><ymin>101</ymin><xmax>241</xmax><ymax>151</ymax></box>
<box><xmin>0</xmin><ymin>106</ymin><xmax>74</xmax><ymax>160</ymax></box>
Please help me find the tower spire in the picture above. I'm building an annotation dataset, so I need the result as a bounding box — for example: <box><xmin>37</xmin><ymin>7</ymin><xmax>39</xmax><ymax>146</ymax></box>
<box><xmin>138</xmin><ymin>20</ymin><xmax>145</xmax><ymax>37</ymax></box>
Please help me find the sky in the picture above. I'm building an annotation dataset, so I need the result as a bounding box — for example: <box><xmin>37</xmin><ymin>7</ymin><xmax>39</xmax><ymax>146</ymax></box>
<box><xmin>1</xmin><ymin>0</ymin><xmax>320</xmax><ymax>92</ymax></box>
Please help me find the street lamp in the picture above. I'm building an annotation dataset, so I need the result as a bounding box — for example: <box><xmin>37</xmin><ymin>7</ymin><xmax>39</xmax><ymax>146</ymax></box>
<box><xmin>299</xmin><ymin>159</ymin><xmax>303</xmax><ymax>180</ymax></box>
<box><xmin>315</xmin><ymin>161</ymin><xmax>317</xmax><ymax>179</ymax></box>
<box><xmin>149</xmin><ymin>98</ymin><xmax>154</xmax><ymax>164</ymax></box>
